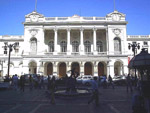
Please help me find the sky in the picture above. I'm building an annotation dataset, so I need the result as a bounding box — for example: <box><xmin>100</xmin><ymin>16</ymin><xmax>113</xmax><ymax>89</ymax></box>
<box><xmin>0</xmin><ymin>0</ymin><xmax>150</xmax><ymax>35</ymax></box>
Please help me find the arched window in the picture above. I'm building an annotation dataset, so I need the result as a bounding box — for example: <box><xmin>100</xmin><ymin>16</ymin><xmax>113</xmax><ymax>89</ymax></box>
<box><xmin>97</xmin><ymin>41</ymin><xmax>103</xmax><ymax>52</ymax></box>
<box><xmin>84</xmin><ymin>41</ymin><xmax>91</xmax><ymax>53</ymax></box>
<box><xmin>72</xmin><ymin>41</ymin><xmax>79</xmax><ymax>52</ymax></box>
<box><xmin>48</xmin><ymin>41</ymin><xmax>54</xmax><ymax>52</ymax></box>
<box><xmin>30</xmin><ymin>38</ymin><xmax>37</xmax><ymax>54</ymax></box>
<box><xmin>114</xmin><ymin>37</ymin><xmax>121</xmax><ymax>54</ymax></box>
<box><xmin>60</xmin><ymin>41</ymin><xmax>67</xmax><ymax>52</ymax></box>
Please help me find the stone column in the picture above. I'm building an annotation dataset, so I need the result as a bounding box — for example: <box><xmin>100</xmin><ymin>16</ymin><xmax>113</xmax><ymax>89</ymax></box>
<box><xmin>106</xmin><ymin>28</ymin><xmax>109</xmax><ymax>55</ymax></box>
<box><xmin>109</xmin><ymin>65</ymin><xmax>114</xmax><ymax>78</ymax></box>
<box><xmin>124</xmin><ymin>65</ymin><xmax>129</xmax><ymax>75</ymax></box>
<box><xmin>107</xmin><ymin>61</ymin><xmax>110</xmax><ymax>77</ymax></box>
<box><xmin>22</xmin><ymin>60</ymin><xmax>29</xmax><ymax>75</ymax></box>
<box><xmin>54</xmin><ymin>28</ymin><xmax>58</xmax><ymax>55</ymax></box>
<box><xmin>37</xmin><ymin>62</ymin><xmax>44</xmax><ymax>75</ymax></box>
<box><xmin>67</xmin><ymin>28</ymin><xmax>71</xmax><ymax>55</ymax></box>
<box><xmin>80</xmin><ymin>28</ymin><xmax>84</xmax><ymax>55</ymax></box>
<box><xmin>66</xmin><ymin>62</ymin><xmax>71</xmax><ymax>77</ymax></box>
<box><xmin>53</xmin><ymin>62</ymin><xmax>58</xmax><ymax>77</ymax></box>
<box><xmin>80</xmin><ymin>61</ymin><xmax>85</xmax><ymax>76</ymax></box>
<box><xmin>93</xmin><ymin>61</ymin><xmax>98</xmax><ymax>76</ymax></box>
<box><xmin>93</xmin><ymin>28</ymin><xmax>97</xmax><ymax>55</ymax></box>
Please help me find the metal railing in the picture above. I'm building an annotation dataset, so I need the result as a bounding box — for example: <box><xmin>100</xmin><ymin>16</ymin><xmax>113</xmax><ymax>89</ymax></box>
<box><xmin>45</xmin><ymin>16</ymin><xmax>106</xmax><ymax>21</ymax></box>
<box><xmin>127</xmin><ymin>35</ymin><xmax>150</xmax><ymax>38</ymax></box>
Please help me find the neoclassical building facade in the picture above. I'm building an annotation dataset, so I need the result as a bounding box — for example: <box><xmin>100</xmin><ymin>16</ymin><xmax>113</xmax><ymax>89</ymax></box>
<box><xmin>0</xmin><ymin>10</ymin><xmax>150</xmax><ymax>78</ymax></box>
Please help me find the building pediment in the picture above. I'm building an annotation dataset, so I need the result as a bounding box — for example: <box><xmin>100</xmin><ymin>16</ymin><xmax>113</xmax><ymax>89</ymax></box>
<box><xmin>25</xmin><ymin>11</ymin><xmax>44</xmax><ymax>18</ymax></box>
<box><xmin>69</xmin><ymin>14</ymin><xmax>81</xmax><ymax>20</ymax></box>
<box><xmin>25</xmin><ymin>11</ymin><xmax>44</xmax><ymax>22</ymax></box>
<box><xmin>106</xmin><ymin>10</ymin><xmax>126</xmax><ymax>21</ymax></box>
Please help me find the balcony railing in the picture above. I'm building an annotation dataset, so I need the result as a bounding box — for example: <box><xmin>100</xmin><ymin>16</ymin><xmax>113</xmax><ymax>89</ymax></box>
<box><xmin>127</xmin><ymin>35</ymin><xmax>150</xmax><ymax>38</ymax></box>
<box><xmin>71</xmin><ymin>52</ymin><xmax>80</xmax><ymax>55</ymax></box>
<box><xmin>85</xmin><ymin>52</ymin><xmax>93</xmax><ymax>55</ymax></box>
<box><xmin>45</xmin><ymin>16</ymin><xmax>106</xmax><ymax>22</ymax></box>
<box><xmin>97</xmin><ymin>52</ymin><xmax>107</xmax><ymax>55</ymax></box>
<box><xmin>45</xmin><ymin>52</ymin><xmax>53</xmax><ymax>55</ymax></box>
<box><xmin>57</xmin><ymin>52</ymin><xmax>67</xmax><ymax>55</ymax></box>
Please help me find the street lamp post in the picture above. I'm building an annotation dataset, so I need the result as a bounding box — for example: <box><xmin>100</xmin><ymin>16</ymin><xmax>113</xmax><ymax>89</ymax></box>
<box><xmin>128</xmin><ymin>42</ymin><xmax>140</xmax><ymax>77</ymax></box>
<box><xmin>3</xmin><ymin>42</ymin><xmax>19</xmax><ymax>77</ymax></box>
<box><xmin>0</xmin><ymin>60</ymin><xmax>5</xmax><ymax>76</ymax></box>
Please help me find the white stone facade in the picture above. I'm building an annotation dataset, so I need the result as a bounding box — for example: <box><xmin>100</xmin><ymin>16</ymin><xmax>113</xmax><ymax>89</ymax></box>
<box><xmin>0</xmin><ymin>10</ymin><xmax>149</xmax><ymax>78</ymax></box>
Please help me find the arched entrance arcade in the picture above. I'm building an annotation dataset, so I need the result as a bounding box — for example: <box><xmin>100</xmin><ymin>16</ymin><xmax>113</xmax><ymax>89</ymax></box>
<box><xmin>29</xmin><ymin>61</ymin><xmax>37</xmax><ymax>74</ymax></box>
<box><xmin>71</xmin><ymin>62</ymin><xmax>80</xmax><ymax>75</ymax></box>
<box><xmin>114</xmin><ymin>61</ymin><xmax>123</xmax><ymax>76</ymax></box>
<box><xmin>59</xmin><ymin>62</ymin><xmax>66</xmax><ymax>78</ymax></box>
<box><xmin>98</xmin><ymin>62</ymin><xmax>104</xmax><ymax>76</ymax></box>
<box><xmin>44</xmin><ymin>62</ymin><xmax>53</xmax><ymax>75</ymax></box>
<box><xmin>84</xmin><ymin>62</ymin><xmax>93</xmax><ymax>75</ymax></box>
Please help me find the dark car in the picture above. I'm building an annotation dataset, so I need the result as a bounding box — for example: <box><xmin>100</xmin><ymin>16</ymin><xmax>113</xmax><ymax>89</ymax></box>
<box><xmin>112</xmin><ymin>75</ymin><xmax>126</xmax><ymax>85</ymax></box>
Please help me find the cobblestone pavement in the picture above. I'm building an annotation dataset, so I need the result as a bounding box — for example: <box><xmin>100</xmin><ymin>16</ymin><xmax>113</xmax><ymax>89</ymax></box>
<box><xmin>0</xmin><ymin>86</ymin><xmax>133</xmax><ymax>113</ymax></box>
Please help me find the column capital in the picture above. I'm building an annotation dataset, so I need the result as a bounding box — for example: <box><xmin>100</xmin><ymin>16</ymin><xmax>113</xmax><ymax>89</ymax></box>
<box><xmin>106</xmin><ymin>28</ymin><xmax>108</xmax><ymax>32</ymax></box>
<box><xmin>53</xmin><ymin>27</ymin><xmax>58</xmax><ymax>32</ymax></box>
<box><xmin>67</xmin><ymin>27</ymin><xmax>71</xmax><ymax>31</ymax></box>
<box><xmin>80</xmin><ymin>27</ymin><xmax>84</xmax><ymax>31</ymax></box>
<box><xmin>93</xmin><ymin>27</ymin><xmax>97</xmax><ymax>31</ymax></box>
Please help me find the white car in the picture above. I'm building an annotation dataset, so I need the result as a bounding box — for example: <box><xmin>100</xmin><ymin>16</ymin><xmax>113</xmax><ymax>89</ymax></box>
<box><xmin>76</xmin><ymin>75</ymin><xmax>93</xmax><ymax>86</ymax></box>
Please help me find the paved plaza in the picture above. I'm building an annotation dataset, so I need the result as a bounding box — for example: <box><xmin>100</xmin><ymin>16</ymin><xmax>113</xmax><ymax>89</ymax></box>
<box><xmin>0</xmin><ymin>86</ymin><xmax>133</xmax><ymax>113</ymax></box>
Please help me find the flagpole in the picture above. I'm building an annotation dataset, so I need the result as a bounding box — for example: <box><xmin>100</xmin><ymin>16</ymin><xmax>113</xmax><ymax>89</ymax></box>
<box><xmin>114</xmin><ymin>0</ymin><xmax>116</xmax><ymax>11</ymax></box>
<box><xmin>35</xmin><ymin>0</ymin><xmax>37</xmax><ymax>12</ymax></box>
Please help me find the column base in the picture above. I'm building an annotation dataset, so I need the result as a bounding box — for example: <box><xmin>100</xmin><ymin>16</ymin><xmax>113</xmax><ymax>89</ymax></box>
<box><xmin>53</xmin><ymin>51</ymin><xmax>58</xmax><ymax>55</ymax></box>
<box><xmin>93</xmin><ymin>51</ymin><xmax>98</xmax><ymax>55</ymax></box>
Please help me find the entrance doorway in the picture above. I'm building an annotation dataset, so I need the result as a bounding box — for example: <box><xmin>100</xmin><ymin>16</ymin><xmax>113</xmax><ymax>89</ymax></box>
<box><xmin>47</xmin><ymin>63</ymin><xmax>53</xmax><ymax>75</ymax></box>
<box><xmin>59</xmin><ymin>62</ymin><xmax>66</xmax><ymax>77</ymax></box>
<box><xmin>98</xmin><ymin>62</ymin><xmax>104</xmax><ymax>76</ymax></box>
<box><xmin>84</xmin><ymin>62</ymin><xmax>92</xmax><ymax>75</ymax></box>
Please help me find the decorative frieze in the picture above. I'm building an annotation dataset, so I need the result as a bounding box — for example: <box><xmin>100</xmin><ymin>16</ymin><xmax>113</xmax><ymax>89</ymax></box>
<box><xmin>29</xmin><ymin>29</ymin><xmax>38</xmax><ymax>37</ymax></box>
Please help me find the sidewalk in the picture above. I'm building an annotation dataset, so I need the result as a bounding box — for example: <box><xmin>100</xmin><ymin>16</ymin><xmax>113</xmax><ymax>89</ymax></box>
<box><xmin>0</xmin><ymin>86</ymin><xmax>133</xmax><ymax>113</ymax></box>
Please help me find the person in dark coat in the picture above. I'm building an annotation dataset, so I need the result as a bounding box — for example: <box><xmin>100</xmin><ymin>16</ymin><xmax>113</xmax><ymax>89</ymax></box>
<box><xmin>49</xmin><ymin>76</ymin><xmax>56</xmax><ymax>104</ymax></box>
<box><xmin>20</xmin><ymin>75</ymin><xmax>25</xmax><ymax>92</ymax></box>
<box><xmin>126</xmin><ymin>74</ymin><xmax>133</xmax><ymax>92</ymax></box>
<box><xmin>88</xmin><ymin>77</ymin><xmax>99</xmax><ymax>106</ymax></box>
<box><xmin>108</xmin><ymin>75</ymin><xmax>114</xmax><ymax>89</ymax></box>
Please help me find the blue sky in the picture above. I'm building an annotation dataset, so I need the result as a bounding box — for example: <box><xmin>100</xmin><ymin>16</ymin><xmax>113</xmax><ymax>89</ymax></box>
<box><xmin>0</xmin><ymin>0</ymin><xmax>150</xmax><ymax>35</ymax></box>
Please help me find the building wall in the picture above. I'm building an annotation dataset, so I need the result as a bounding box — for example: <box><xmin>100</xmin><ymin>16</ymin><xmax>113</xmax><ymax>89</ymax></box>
<box><xmin>0</xmin><ymin>10</ymin><xmax>149</xmax><ymax>78</ymax></box>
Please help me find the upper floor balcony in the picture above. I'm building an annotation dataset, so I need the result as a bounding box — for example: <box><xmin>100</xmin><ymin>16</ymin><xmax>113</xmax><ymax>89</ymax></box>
<box><xmin>44</xmin><ymin>16</ymin><xmax>106</xmax><ymax>22</ymax></box>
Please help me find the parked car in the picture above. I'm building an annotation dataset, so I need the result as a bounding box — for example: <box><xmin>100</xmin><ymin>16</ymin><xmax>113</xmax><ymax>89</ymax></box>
<box><xmin>112</xmin><ymin>75</ymin><xmax>126</xmax><ymax>85</ymax></box>
<box><xmin>76</xmin><ymin>75</ymin><xmax>93</xmax><ymax>86</ymax></box>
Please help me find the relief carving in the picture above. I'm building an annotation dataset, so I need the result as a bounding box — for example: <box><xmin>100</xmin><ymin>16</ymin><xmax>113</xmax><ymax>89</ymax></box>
<box><xmin>30</xmin><ymin>29</ymin><xmax>38</xmax><ymax>36</ymax></box>
<box><xmin>113</xmin><ymin>28</ymin><xmax>121</xmax><ymax>36</ymax></box>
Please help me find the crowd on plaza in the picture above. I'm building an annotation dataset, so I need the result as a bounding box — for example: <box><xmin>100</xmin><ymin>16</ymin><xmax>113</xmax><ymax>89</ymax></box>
<box><xmin>0</xmin><ymin>72</ymin><xmax>150</xmax><ymax>113</ymax></box>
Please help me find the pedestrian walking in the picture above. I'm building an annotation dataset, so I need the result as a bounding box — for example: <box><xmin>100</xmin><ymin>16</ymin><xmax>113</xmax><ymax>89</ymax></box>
<box><xmin>20</xmin><ymin>75</ymin><xmax>25</xmax><ymax>92</ymax></box>
<box><xmin>47</xmin><ymin>75</ymin><xmax>51</xmax><ymax>90</ymax></box>
<box><xmin>132</xmin><ymin>90</ymin><xmax>147</xmax><ymax>113</ymax></box>
<box><xmin>102</xmin><ymin>75</ymin><xmax>107</xmax><ymax>89</ymax></box>
<box><xmin>12</xmin><ymin>74</ymin><xmax>19</xmax><ymax>90</ymax></box>
<box><xmin>88</xmin><ymin>77</ymin><xmax>99</xmax><ymax>106</ymax></box>
<box><xmin>41</xmin><ymin>75</ymin><xmax>45</xmax><ymax>89</ymax></box>
<box><xmin>126</xmin><ymin>74</ymin><xmax>133</xmax><ymax>92</ymax></box>
<box><xmin>49</xmin><ymin>76</ymin><xmax>56</xmax><ymax>105</ymax></box>
<box><xmin>108</xmin><ymin>75</ymin><xmax>115</xmax><ymax>89</ymax></box>
<box><xmin>29</xmin><ymin>75</ymin><xmax>33</xmax><ymax>91</ymax></box>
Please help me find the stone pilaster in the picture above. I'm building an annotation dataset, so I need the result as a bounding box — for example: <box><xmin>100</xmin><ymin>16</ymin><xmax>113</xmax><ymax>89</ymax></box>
<box><xmin>80</xmin><ymin>28</ymin><xmax>84</xmax><ymax>55</ymax></box>
<box><xmin>67</xmin><ymin>28</ymin><xmax>71</xmax><ymax>55</ymax></box>
<box><xmin>54</xmin><ymin>28</ymin><xmax>58</xmax><ymax>55</ymax></box>
<box><xmin>93</xmin><ymin>27</ymin><xmax>97</xmax><ymax>55</ymax></box>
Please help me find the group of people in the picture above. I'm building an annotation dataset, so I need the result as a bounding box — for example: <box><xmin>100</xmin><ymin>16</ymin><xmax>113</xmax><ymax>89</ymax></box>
<box><xmin>6</xmin><ymin>72</ymin><xmax>149</xmax><ymax>111</ymax></box>
<box><xmin>6</xmin><ymin>74</ymin><xmax>47</xmax><ymax>92</ymax></box>
<box><xmin>11</xmin><ymin>74</ymin><xmax>25</xmax><ymax>92</ymax></box>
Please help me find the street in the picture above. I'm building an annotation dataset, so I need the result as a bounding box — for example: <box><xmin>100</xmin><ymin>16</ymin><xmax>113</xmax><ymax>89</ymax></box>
<box><xmin>0</xmin><ymin>86</ymin><xmax>133</xmax><ymax>113</ymax></box>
